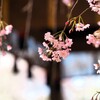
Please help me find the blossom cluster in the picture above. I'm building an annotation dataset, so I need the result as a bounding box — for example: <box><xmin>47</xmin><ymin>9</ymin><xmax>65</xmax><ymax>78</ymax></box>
<box><xmin>65</xmin><ymin>16</ymin><xmax>90</xmax><ymax>33</ymax></box>
<box><xmin>38</xmin><ymin>32</ymin><xmax>73</xmax><ymax>62</ymax></box>
<box><xmin>86</xmin><ymin>29</ymin><xmax>100</xmax><ymax>48</ymax></box>
<box><xmin>75</xmin><ymin>23</ymin><xmax>90</xmax><ymax>31</ymax></box>
<box><xmin>38</xmin><ymin>0</ymin><xmax>99</xmax><ymax>64</ymax></box>
<box><xmin>87</xmin><ymin>0</ymin><xmax>100</xmax><ymax>15</ymax></box>
<box><xmin>0</xmin><ymin>21</ymin><xmax>13</xmax><ymax>55</ymax></box>
<box><xmin>38</xmin><ymin>16</ymin><xmax>90</xmax><ymax>62</ymax></box>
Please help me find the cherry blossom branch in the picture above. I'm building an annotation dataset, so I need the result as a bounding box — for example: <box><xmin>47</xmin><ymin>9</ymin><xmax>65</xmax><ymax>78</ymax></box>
<box><xmin>79</xmin><ymin>7</ymin><xmax>90</xmax><ymax>16</ymax></box>
<box><xmin>38</xmin><ymin>0</ymin><xmax>97</xmax><ymax>62</ymax></box>
<box><xmin>68</xmin><ymin>0</ymin><xmax>79</xmax><ymax>20</ymax></box>
<box><xmin>63</xmin><ymin>7</ymin><xmax>90</xmax><ymax>33</ymax></box>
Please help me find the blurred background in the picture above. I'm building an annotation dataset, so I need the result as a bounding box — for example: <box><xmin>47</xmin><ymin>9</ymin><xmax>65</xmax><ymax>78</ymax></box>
<box><xmin>0</xmin><ymin>0</ymin><xmax>100</xmax><ymax>100</ymax></box>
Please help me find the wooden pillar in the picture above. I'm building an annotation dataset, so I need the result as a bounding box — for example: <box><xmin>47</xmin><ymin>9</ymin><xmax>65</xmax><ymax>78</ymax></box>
<box><xmin>3</xmin><ymin>0</ymin><xmax>9</xmax><ymax>23</ymax></box>
<box><xmin>47</xmin><ymin>0</ymin><xmax>58</xmax><ymax>30</ymax></box>
<box><xmin>47</xmin><ymin>1</ymin><xmax>62</xmax><ymax>100</ymax></box>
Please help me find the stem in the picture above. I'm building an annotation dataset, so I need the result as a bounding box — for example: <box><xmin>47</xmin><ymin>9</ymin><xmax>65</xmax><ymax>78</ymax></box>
<box><xmin>63</xmin><ymin>25</ymin><xmax>67</xmax><ymax>32</ymax></box>
<box><xmin>69</xmin><ymin>7</ymin><xmax>90</xmax><ymax>24</ymax></box>
<box><xmin>61</xmin><ymin>2</ymin><xmax>90</xmax><ymax>35</ymax></box>
<box><xmin>80</xmin><ymin>16</ymin><xmax>84</xmax><ymax>24</ymax></box>
<box><xmin>79</xmin><ymin>7</ymin><xmax>90</xmax><ymax>16</ymax></box>
<box><xmin>53</xmin><ymin>30</ymin><xmax>62</xmax><ymax>36</ymax></box>
<box><xmin>68</xmin><ymin>0</ymin><xmax>79</xmax><ymax>20</ymax></box>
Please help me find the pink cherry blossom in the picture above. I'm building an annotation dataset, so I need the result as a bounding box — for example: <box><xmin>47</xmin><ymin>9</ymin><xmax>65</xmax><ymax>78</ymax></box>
<box><xmin>38</xmin><ymin>47</ymin><xmax>43</xmax><ymax>55</ymax></box>
<box><xmin>86</xmin><ymin>34</ymin><xmax>100</xmax><ymax>48</ymax></box>
<box><xmin>0</xmin><ymin>20</ymin><xmax>13</xmax><ymax>54</ymax></box>
<box><xmin>43</xmin><ymin>42</ymin><xmax>49</xmax><ymax>48</ymax></box>
<box><xmin>44</xmin><ymin>32</ymin><xmax>54</xmax><ymax>42</ymax></box>
<box><xmin>83</xmin><ymin>24</ymin><xmax>90</xmax><ymax>29</ymax></box>
<box><xmin>57</xmin><ymin>41</ymin><xmax>65</xmax><ymax>49</ymax></box>
<box><xmin>7</xmin><ymin>45</ymin><xmax>12</xmax><ymax>51</ymax></box>
<box><xmin>59</xmin><ymin>35</ymin><xmax>62</xmax><ymax>41</ymax></box>
<box><xmin>52</xmin><ymin>56</ymin><xmax>61</xmax><ymax>62</ymax></box>
<box><xmin>5</xmin><ymin>25</ymin><xmax>13</xmax><ymax>35</ymax></box>
<box><xmin>87</xmin><ymin>0</ymin><xmax>100</xmax><ymax>15</ymax></box>
<box><xmin>57</xmin><ymin>50</ymin><xmax>70</xmax><ymax>59</ymax></box>
<box><xmin>38</xmin><ymin>32</ymin><xmax>73</xmax><ymax>62</ymax></box>
<box><xmin>65</xmin><ymin>38</ymin><xmax>73</xmax><ymax>47</ymax></box>
<box><xmin>53</xmin><ymin>39</ymin><xmax>59</xmax><ymax>48</ymax></box>
<box><xmin>97</xmin><ymin>21</ymin><xmax>100</xmax><ymax>26</ymax></box>
<box><xmin>40</xmin><ymin>54</ymin><xmax>52</xmax><ymax>61</ymax></box>
<box><xmin>0</xmin><ymin>29</ymin><xmax>6</xmax><ymax>36</ymax></box>
<box><xmin>75</xmin><ymin>23</ymin><xmax>90</xmax><ymax>31</ymax></box>
<box><xmin>52</xmin><ymin>51</ymin><xmax>61</xmax><ymax>62</ymax></box>
<box><xmin>98</xmin><ymin>10</ymin><xmax>100</xmax><ymax>15</ymax></box>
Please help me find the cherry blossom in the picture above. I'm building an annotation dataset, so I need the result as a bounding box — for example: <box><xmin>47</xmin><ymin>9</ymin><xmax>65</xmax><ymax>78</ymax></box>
<box><xmin>37</xmin><ymin>0</ymin><xmax>100</xmax><ymax>98</ymax></box>
<box><xmin>75</xmin><ymin>23</ymin><xmax>90</xmax><ymax>31</ymax></box>
<box><xmin>38</xmin><ymin>47</ymin><xmax>43</xmax><ymax>55</ymax></box>
<box><xmin>5</xmin><ymin>25</ymin><xmax>13</xmax><ymax>35</ymax></box>
<box><xmin>38</xmin><ymin>0</ymin><xmax>99</xmax><ymax>64</ymax></box>
<box><xmin>0</xmin><ymin>21</ymin><xmax>13</xmax><ymax>53</ymax></box>
<box><xmin>97</xmin><ymin>21</ymin><xmax>100</xmax><ymax>26</ymax></box>
<box><xmin>86</xmin><ymin>34</ymin><xmax>100</xmax><ymax>48</ymax></box>
<box><xmin>7</xmin><ymin>45</ymin><xmax>12</xmax><ymax>51</ymax></box>
<box><xmin>87</xmin><ymin>0</ymin><xmax>100</xmax><ymax>15</ymax></box>
<box><xmin>86</xmin><ymin>29</ymin><xmax>100</xmax><ymax>48</ymax></box>
<box><xmin>0</xmin><ymin>29</ymin><xmax>6</xmax><ymax>36</ymax></box>
<box><xmin>44</xmin><ymin>32</ymin><xmax>54</xmax><ymax>42</ymax></box>
<box><xmin>38</xmin><ymin>32</ymin><xmax>73</xmax><ymax>62</ymax></box>
<box><xmin>65</xmin><ymin>15</ymin><xmax>90</xmax><ymax>33</ymax></box>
